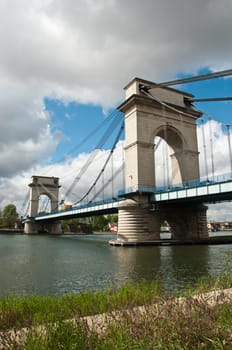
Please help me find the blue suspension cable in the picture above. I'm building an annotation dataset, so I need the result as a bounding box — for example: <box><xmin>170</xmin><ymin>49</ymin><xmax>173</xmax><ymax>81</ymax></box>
<box><xmin>65</xmin><ymin>111</ymin><xmax>124</xmax><ymax>198</ymax></box>
<box><xmin>226</xmin><ymin>125</ymin><xmax>232</xmax><ymax>177</ymax></box>
<box><xmin>72</xmin><ymin>120</ymin><xmax>125</xmax><ymax>205</ymax></box>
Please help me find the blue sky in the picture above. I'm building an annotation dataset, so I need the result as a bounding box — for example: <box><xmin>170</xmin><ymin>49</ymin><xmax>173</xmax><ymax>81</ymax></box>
<box><xmin>45</xmin><ymin>99</ymin><xmax>110</xmax><ymax>160</ymax></box>
<box><xmin>181</xmin><ymin>76</ymin><xmax>232</xmax><ymax>125</ymax></box>
<box><xmin>45</xmin><ymin>99</ymin><xmax>125</xmax><ymax>164</ymax></box>
<box><xmin>45</xmin><ymin>70</ymin><xmax>232</xmax><ymax>165</ymax></box>
<box><xmin>0</xmin><ymin>0</ymin><xmax>232</xmax><ymax>220</ymax></box>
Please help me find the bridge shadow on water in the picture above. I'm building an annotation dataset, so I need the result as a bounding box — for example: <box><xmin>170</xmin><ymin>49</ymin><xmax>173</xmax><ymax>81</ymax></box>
<box><xmin>109</xmin><ymin>242</ymin><xmax>213</xmax><ymax>293</ymax></box>
<box><xmin>44</xmin><ymin>232</ymin><xmax>232</xmax><ymax>294</ymax></box>
<box><xmin>0</xmin><ymin>232</ymin><xmax>232</xmax><ymax>295</ymax></box>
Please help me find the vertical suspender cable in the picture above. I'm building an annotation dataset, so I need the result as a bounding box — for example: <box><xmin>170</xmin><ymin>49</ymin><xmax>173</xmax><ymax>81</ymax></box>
<box><xmin>21</xmin><ymin>190</ymin><xmax>30</xmax><ymax>216</ymax></box>
<box><xmin>164</xmin><ymin>124</ymin><xmax>170</xmax><ymax>187</ymax></box>
<box><xmin>111</xmin><ymin>151</ymin><xmax>114</xmax><ymax>199</ymax></box>
<box><xmin>102</xmin><ymin>170</ymin><xmax>105</xmax><ymax>201</ymax></box>
<box><xmin>201</xmin><ymin>120</ymin><xmax>208</xmax><ymax>179</ymax></box>
<box><xmin>43</xmin><ymin>198</ymin><xmax>50</xmax><ymax>212</ymax></box>
<box><xmin>122</xmin><ymin>142</ymin><xmax>125</xmax><ymax>192</ymax></box>
<box><xmin>208</xmin><ymin>117</ymin><xmax>215</xmax><ymax>179</ymax></box>
<box><xmin>24</xmin><ymin>201</ymin><xmax>30</xmax><ymax>218</ymax></box>
<box><xmin>93</xmin><ymin>183</ymin><xmax>96</xmax><ymax>201</ymax></box>
<box><xmin>162</xmin><ymin>139</ymin><xmax>166</xmax><ymax>187</ymax></box>
<box><xmin>35</xmin><ymin>185</ymin><xmax>40</xmax><ymax>214</ymax></box>
<box><xmin>163</xmin><ymin>104</ymin><xmax>170</xmax><ymax>188</ymax></box>
<box><xmin>154</xmin><ymin>137</ymin><xmax>162</xmax><ymax>187</ymax></box>
<box><xmin>73</xmin><ymin>120</ymin><xmax>124</xmax><ymax>206</ymax></box>
<box><xmin>226</xmin><ymin>125</ymin><xmax>232</xmax><ymax>178</ymax></box>
<box><xmin>178</xmin><ymin>113</ymin><xmax>184</xmax><ymax>183</ymax></box>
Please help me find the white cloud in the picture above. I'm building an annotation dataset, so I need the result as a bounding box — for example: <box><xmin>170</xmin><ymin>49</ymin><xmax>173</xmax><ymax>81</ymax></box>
<box><xmin>1</xmin><ymin>121</ymin><xmax>231</xmax><ymax>223</ymax></box>
<box><xmin>0</xmin><ymin>141</ymin><xmax>125</xmax><ymax>215</ymax></box>
<box><xmin>154</xmin><ymin>119</ymin><xmax>232</xmax><ymax>221</ymax></box>
<box><xmin>0</xmin><ymin>0</ymin><xmax>231</xmax><ymax>222</ymax></box>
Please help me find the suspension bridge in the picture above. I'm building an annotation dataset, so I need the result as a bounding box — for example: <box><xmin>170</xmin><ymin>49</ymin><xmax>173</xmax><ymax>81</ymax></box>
<box><xmin>22</xmin><ymin>70</ymin><xmax>232</xmax><ymax>245</ymax></box>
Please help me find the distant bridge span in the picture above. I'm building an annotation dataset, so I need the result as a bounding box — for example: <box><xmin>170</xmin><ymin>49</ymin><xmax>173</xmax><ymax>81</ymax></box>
<box><xmin>34</xmin><ymin>199</ymin><xmax>121</xmax><ymax>221</ymax></box>
<box><xmin>32</xmin><ymin>178</ymin><xmax>232</xmax><ymax>221</ymax></box>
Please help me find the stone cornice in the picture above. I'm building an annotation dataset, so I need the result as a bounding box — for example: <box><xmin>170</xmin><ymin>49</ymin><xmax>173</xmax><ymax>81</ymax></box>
<box><xmin>117</xmin><ymin>94</ymin><xmax>202</xmax><ymax>119</ymax></box>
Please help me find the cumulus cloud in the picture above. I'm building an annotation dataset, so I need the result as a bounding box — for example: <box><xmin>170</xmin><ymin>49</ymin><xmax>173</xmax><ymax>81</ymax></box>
<box><xmin>0</xmin><ymin>0</ymin><xmax>231</xmax><ymax>221</ymax></box>
<box><xmin>155</xmin><ymin>118</ymin><xmax>232</xmax><ymax>221</ymax></box>
<box><xmin>0</xmin><ymin>141</ymin><xmax>125</xmax><ymax>214</ymax></box>
<box><xmin>1</xmin><ymin>120</ymin><xmax>231</xmax><ymax>222</ymax></box>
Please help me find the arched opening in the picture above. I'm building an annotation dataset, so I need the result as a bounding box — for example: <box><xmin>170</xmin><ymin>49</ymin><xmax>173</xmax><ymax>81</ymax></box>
<box><xmin>38</xmin><ymin>194</ymin><xmax>51</xmax><ymax>214</ymax></box>
<box><xmin>154</xmin><ymin>125</ymin><xmax>185</xmax><ymax>189</ymax></box>
<box><xmin>154</xmin><ymin>136</ymin><xmax>172</xmax><ymax>188</ymax></box>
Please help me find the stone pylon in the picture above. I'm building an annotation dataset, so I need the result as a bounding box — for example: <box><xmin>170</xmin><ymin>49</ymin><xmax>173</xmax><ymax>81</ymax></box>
<box><xmin>24</xmin><ymin>176</ymin><xmax>62</xmax><ymax>234</ymax></box>
<box><xmin>113</xmin><ymin>77</ymin><xmax>208</xmax><ymax>245</ymax></box>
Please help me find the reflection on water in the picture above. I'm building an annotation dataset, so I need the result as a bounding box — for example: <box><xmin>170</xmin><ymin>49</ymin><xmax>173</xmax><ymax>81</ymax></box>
<box><xmin>0</xmin><ymin>233</ymin><xmax>232</xmax><ymax>295</ymax></box>
<box><xmin>111</xmin><ymin>244</ymin><xmax>211</xmax><ymax>292</ymax></box>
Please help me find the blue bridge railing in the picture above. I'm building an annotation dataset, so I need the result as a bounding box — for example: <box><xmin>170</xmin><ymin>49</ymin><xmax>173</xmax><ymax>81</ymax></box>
<box><xmin>29</xmin><ymin>173</ymin><xmax>232</xmax><ymax>220</ymax></box>
<box><xmin>32</xmin><ymin>196</ymin><xmax>122</xmax><ymax>219</ymax></box>
<box><xmin>118</xmin><ymin>172</ymin><xmax>232</xmax><ymax>196</ymax></box>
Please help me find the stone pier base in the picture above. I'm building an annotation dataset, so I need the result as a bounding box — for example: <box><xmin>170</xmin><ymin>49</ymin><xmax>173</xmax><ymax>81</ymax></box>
<box><xmin>24</xmin><ymin>220</ymin><xmax>62</xmax><ymax>235</ymax></box>
<box><xmin>160</xmin><ymin>203</ymin><xmax>208</xmax><ymax>240</ymax></box>
<box><xmin>114</xmin><ymin>196</ymin><xmax>161</xmax><ymax>244</ymax></box>
<box><xmin>110</xmin><ymin>196</ymin><xmax>208</xmax><ymax>246</ymax></box>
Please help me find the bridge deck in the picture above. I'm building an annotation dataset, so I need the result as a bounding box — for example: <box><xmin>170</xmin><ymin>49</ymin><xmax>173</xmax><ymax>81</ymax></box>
<box><xmin>29</xmin><ymin>178</ymin><xmax>232</xmax><ymax>222</ymax></box>
<box><xmin>150</xmin><ymin>180</ymin><xmax>232</xmax><ymax>204</ymax></box>
<box><xmin>33</xmin><ymin>199</ymin><xmax>122</xmax><ymax>221</ymax></box>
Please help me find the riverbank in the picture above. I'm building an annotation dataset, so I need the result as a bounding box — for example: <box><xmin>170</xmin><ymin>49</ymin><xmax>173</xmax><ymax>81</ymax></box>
<box><xmin>1</xmin><ymin>271</ymin><xmax>232</xmax><ymax>349</ymax></box>
<box><xmin>110</xmin><ymin>234</ymin><xmax>232</xmax><ymax>246</ymax></box>
<box><xmin>0</xmin><ymin>229</ymin><xmax>23</xmax><ymax>234</ymax></box>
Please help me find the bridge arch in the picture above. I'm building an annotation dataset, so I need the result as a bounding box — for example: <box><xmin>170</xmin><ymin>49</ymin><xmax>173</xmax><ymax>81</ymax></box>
<box><xmin>28</xmin><ymin>176</ymin><xmax>60</xmax><ymax>217</ymax></box>
<box><xmin>154</xmin><ymin>124</ymin><xmax>186</xmax><ymax>186</ymax></box>
<box><xmin>155</xmin><ymin>124</ymin><xmax>184</xmax><ymax>151</ymax></box>
<box><xmin>38</xmin><ymin>194</ymin><xmax>52</xmax><ymax>214</ymax></box>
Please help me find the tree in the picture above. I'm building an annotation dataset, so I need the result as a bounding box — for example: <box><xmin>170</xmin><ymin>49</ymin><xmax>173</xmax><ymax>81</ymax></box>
<box><xmin>2</xmin><ymin>204</ymin><xmax>18</xmax><ymax>229</ymax></box>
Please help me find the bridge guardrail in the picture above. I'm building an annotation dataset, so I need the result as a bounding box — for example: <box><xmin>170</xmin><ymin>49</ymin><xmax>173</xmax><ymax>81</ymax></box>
<box><xmin>118</xmin><ymin>172</ymin><xmax>232</xmax><ymax>196</ymax></box>
<box><xmin>32</xmin><ymin>197</ymin><xmax>123</xmax><ymax>219</ymax></box>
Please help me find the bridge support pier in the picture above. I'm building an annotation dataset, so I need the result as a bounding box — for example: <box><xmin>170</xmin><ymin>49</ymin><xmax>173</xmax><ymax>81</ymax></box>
<box><xmin>116</xmin><ymin>195</ymin><xmax>161</xmax><ymax>244</ymax></box>
<box><xmin>24</xmin><ymin>220</ymin><xmax>62</xmax><ymax>235</ymax></box>
<box><xmin>161</xmin><ymin>203</ymin><xmax>208</xmax><ymax>240</ymax></box>
<box><xmin>111</xmin><ymin>197</ymin><xmax>208</xmax><ymax>246</ymax></box>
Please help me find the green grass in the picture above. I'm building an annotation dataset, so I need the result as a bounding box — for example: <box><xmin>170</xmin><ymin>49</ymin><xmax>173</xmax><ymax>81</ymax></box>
<box><xmin>0</xmin><ymin>280</ymin><xmax>163</xmax><ymax>331</ymax></box>
<box><xmin>1</xmin><ymin>271</ymin><xmax>232</xmax><ymax>349</ymax></box>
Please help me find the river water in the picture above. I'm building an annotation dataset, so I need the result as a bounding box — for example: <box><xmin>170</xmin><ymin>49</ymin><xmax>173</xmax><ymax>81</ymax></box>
<box><xmin>0</xmin><ymin>233</ymin><xmax>232</xmax><ymax>296</ymax></box>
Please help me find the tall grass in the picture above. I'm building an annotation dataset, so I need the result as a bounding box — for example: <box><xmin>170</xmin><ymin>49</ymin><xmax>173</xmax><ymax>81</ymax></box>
<box><xmin>0</xmin><ymin>280</ymin><xmax>163</xmax><ymax>331</ymax></box>
<box><xmin>1</xmin><ymin>271</ymin><xmax>232</xmax><ymax>349</ymax></box>
<box><xmin>20</xmin><ymin>298</ymin><xmax>232</xmax><ymax>349</ymax></box>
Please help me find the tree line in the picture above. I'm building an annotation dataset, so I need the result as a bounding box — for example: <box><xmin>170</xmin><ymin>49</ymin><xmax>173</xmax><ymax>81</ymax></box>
<box><xmin>0</xmin><ymin>204</ymin><xmax>19</xmax><ymax>229</ymax></box>
<box><xmin>0</xmin><ymin>203</ymin><xmax>118</xmax><ymax>232</ymax></box>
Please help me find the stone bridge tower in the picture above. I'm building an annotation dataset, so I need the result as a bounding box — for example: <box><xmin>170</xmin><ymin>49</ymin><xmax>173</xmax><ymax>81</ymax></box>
<box><xmin>116</xmin><ymin>78</ymin><xmax>208</xmax><ymax>244</ymax></box>
<box><xmin>24</xmin><ymin>176</ymin><xmax>62</xmax><ymax>234</ymax></box>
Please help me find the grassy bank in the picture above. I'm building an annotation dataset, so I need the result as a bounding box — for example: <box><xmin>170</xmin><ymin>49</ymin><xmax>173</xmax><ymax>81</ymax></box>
<box><xmin>1</xmin><ymin>271</ymin><xmax>232</xmax><ymax>349</ymax></box>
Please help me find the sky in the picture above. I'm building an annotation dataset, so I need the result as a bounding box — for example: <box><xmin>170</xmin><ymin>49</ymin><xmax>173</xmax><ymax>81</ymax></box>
<box><xmin>0</xmin><ymin>0</ymin><xmax>232</xmax><ymax>221</ymax></box>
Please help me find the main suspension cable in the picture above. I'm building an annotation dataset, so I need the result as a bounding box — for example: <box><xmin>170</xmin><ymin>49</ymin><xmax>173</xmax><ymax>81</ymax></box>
<box><xmin>88</xmin><ymin>163</ymin><xmax>125</xmax><ymax>203</ymax></box>
<box><xmin>65</xmin><ymin>111</ymin><xmax>124</xmax><ymax>198</ymax></box>
<box><xmin>72</xmin><ymin>120</ymin><xmax>125</xmax><ymax>205</ymax></box>
<box><xmin>156</xmin><ymin>69</ymin><xmax>232</xmax><ymax>87</ymax></box>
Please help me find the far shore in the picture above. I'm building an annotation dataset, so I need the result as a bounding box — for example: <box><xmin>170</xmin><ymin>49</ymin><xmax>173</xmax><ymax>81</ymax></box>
<box><xmin>0</xmin><ymin>228</ymin><xmax>24</xmax><ymax>234</ymax></box>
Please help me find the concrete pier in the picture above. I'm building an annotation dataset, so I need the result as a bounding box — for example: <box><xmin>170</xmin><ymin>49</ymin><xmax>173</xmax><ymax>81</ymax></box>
<box><xmin>24</xmin><ymin>220</ymin><xmax>62</xmax><ymax>235</ymax></box>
